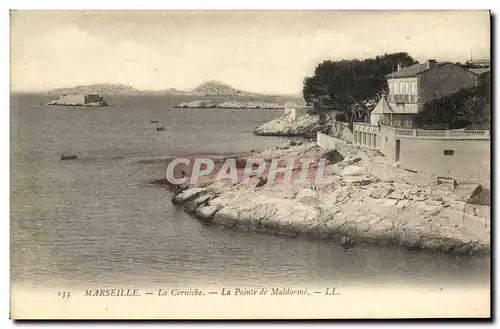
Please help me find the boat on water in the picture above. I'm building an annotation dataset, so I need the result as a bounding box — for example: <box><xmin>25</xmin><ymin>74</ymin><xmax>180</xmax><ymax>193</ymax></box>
<box><xmin>150</xmin><ymin>119</ymin><xmax>159</xmax><ymax>123</ymax></box>
<box><xmin>157</xmin><ymin>126</ymin><xmax>165</xmax><ymax>131</ymax></box>
<box><xmin>340</xmin><ymin>236</ymin><xmax>356</xmax><ymax>249</ymax></box>
<box><xmin>60</xmin><ymin>153</ymin><xmax>78</xmax><ymax>160</ymax></box>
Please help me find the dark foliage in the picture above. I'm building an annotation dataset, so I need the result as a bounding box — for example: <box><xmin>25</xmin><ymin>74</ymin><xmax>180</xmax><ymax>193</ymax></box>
<box><xmin>302</xmin><ymin>53</ymin><xmax>417</xmax><ymax>122</ymax></box>
<box><xmin>325</xmin><ymin>150</ymin><xmax>344</xmax><ymax>164</ymax></box>
<box><xmin>415</xmin><ymin>81</ymin><xmax>491</xmax><ymax>129</ymax></box>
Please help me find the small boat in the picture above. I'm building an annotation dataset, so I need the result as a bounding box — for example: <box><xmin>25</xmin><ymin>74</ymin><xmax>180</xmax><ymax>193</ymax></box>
<box><xmin>60</xmin><ymin>153</ymin><xmax>78</xmax><ymax>160</ymax></box>
<box><xmin>340</xmin><ymin>236</ymin><xmax>356</xmax><ymax>250</ymax></box>
<box><xmin>156</xmin><ymin>126</ymin><xmax>165</xmax><ymax>131</ymax></box>
<box><xmin>150</xmin><ymin>119</ymin><xmax>159</xmax><ymax>123</ymax></box>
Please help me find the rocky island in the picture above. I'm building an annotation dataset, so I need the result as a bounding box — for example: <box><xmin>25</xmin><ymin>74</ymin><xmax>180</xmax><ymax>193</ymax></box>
<box><xmin>48</xmin><ymin>93</ymin><xmax>108</xmax><ymax>107</ymax></box>
<box><xmin>191</xmin><ymin>80</ymin><xmax>249</xmax><ymax>96</ymax></box>
<box><xmin>174</xmin><ymin>100</ymin><xmax>217</xmax><ymax>108</ymax></box>
<box><xmin>217</xmin><ymin>101</ymin><xmax>284</xmax><ymax>109</ymax></box>
<box><xmin>172</xmin><ymin>81</ymin><xmax>299</xmax><ymax>108</ymax></box>
<box><xmin>174</xmin><ymin>100</ymin><xmax>285</xmax><ymax>109</ymax></box>
<box><xmin>171</xmin><ymin>140</ymin><xmax>490</xmax><ymax>255</ymax></box>
<box><xmin>47</xmin><ymin>83</ymin><xmax>140</xmax><ymax>96</ymax></box>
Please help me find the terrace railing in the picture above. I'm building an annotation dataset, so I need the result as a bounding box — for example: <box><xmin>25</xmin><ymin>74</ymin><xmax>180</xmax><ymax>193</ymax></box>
<box><xmin>353</xmin><ymin>123</ymin><xmax>490</xmax><ymax>140</ymax></box>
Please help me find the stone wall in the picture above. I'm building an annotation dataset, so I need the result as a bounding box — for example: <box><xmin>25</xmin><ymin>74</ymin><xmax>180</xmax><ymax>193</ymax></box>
<box><xmin>326</xmin><ymin>122</ymin><xmax>490</xmax><ymax>184</ymax></box>
<box><xmin>316</xmin><ymin>132</ymin><xmax>359</xmax><ymax>159</ymax></box>
<box><xmin>375</xmin><ymin>125</ymin><xmax>490</xmax><ymax>184</ymax></box>
<box><xmin>316</xmin><ymin>132</ymin><xmax>339</xmax><ymax>150</ymax></box>
<box><xmin>329</xmin><ymin>121</ymin><xmax>354</xmax><ymax>142</ymax></box>
<box><xmin>465</xmin><ymin>204</ymin><xmax>490</xmax><ymax>219</ymax></box>
<box><xmin>396</xmin><ymin>138</ymin><xmax>490</xmax><ymax>183</ymax></box>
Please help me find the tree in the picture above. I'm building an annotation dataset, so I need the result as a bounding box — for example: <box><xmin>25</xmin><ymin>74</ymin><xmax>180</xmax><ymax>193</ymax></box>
<box><xmin>415</xmin><ymin>82</ymin><xmax>490</xmax><ymax>129</ymax></box>
<box><xmin>302</xmin><ymin>53</ymin><xmax>417</xmax><ymax>122</ymax></box>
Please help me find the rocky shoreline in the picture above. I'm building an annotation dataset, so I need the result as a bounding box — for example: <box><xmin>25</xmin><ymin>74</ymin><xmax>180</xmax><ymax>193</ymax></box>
<box><xmin>171</xmin><ymin>141</ymin><xmax>490</xmax><ymax>255</ymax></box>
<box><xmin>174</xmin><ymin>100</ymin><xmax>285</xmax><ymax>109</ymax></box>
<box><xmin>253</xmin><ymin>113</ymin><xmax>332</xmax><ymax>137</ymax></box>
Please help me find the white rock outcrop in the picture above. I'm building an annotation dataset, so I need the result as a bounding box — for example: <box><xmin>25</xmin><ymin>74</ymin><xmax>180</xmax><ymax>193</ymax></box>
<box><xmin>253</xmin><ymin>114</ymin><xmax>323</xmax><ymax>136</ymax></box>
<box><xmin>171</xmin><ymin>142</ymin><xmax>490</xmax><ymax>254</ymax></box>
<box><xmin>173</xmin><ymin>100</ymin><xmax>285</xmax><ymax>109</ymax></box>
<box><xmin>216</xmin><ymin>101</ymin><xmax>284</xmax><ymax>109</ymax></box>
<box><xmin>174</xmin><ymin>100</ymin><xmax>216</xmax><ymax>108</ymax></box>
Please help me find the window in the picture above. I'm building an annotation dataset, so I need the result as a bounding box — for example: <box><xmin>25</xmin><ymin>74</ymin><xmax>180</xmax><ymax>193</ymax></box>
<box><xmin>444</xmin><ymin>150</ymin><xmax>454</xmax><ymax>156</ymax></box>
<box><xmin>399</xmin><ymin>82</ymin><xmax>404</xmax><ymax>94</ymax></box>
<box><xmin>411</xmin><ymin>82</ymin><xmax>416</xmax><ymax>95</ymax></box>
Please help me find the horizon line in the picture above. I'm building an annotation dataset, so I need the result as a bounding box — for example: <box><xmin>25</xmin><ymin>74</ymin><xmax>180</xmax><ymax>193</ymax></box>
<box><xmin>9</xmin><ymin>84</ymin><xmax>303</xmax><ymax>97</ymax></box>
<box><xmin>10</xmin><ymin>81</ymin><xmax>301</xmax><ymax>95</ymax></box>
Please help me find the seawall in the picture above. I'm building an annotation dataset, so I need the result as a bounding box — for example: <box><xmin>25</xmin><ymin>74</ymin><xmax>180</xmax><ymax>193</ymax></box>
<box><xmin>353</xmin><ymin>124</ymin><xmax>491</xmax><ymax>185</ymax></box>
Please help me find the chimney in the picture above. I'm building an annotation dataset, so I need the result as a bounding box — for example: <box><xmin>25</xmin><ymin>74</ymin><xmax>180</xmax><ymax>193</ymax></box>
<box><xmin>396</xmin><ymin>62</ymin><xmax>406</xmax><ymax>71</ymax></box>
<box><xmin>426</xmin><ymin>59</ymin><xmax>437</xmax><ymax>69</ymax></box>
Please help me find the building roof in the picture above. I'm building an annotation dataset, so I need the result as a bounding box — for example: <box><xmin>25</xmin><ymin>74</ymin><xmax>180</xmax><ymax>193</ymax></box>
<box><xmin>371</xmin><ymin>95</ymin><xmax>393</xmax><ymax>114</ymax></box>
<box><xmin>466</xmin><ymin>185</ymin><xmax>491</xmax><ymax>206</ymax></box>
<box><xmin>468</xmin><ymin>68</ymin><xmax>491</xmax><ymax>76</ymax></box>
<box><xmin>386</xmin><ymin>62</ymin><xmax>450</xmax><ymax>79</ymax></box>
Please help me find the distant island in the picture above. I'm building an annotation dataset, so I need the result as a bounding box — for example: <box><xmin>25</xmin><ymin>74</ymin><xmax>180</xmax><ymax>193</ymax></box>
<box><xmin>174</xmin><ymin>100</ymin><xmax>286</xmax><ymax>109</ymax></box>
<box><xmin>42</xmin><ymin>80</ymin><xmax>296</xmax><ymax>98</ymax></box>
<box><xmin>191</xmin><ymin>80</ymin><xmax>260</xmax><ymax>97</ymax></box>
<box><xmin>46</xmin><ymin>83</ymin><xmax>140</xmax><ymax>96</ymax></box>
<box><xmin>48</xmin><ymin>93</ymin><xmax>108</xmax><ymax>107</ymax></box>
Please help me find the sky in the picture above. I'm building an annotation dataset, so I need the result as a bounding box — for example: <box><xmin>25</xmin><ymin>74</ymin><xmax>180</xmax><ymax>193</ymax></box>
<box><xmin>10</xmin><ymin>10</ymin><xmax>490</xmax><ymax>94</ymax></box>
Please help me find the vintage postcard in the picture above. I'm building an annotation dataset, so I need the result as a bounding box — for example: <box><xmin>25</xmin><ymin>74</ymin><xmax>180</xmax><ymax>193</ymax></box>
<box><xmin>10</xmin><ymin>10</ymin><xmax>491</xmax><ymax>319</ymax></box>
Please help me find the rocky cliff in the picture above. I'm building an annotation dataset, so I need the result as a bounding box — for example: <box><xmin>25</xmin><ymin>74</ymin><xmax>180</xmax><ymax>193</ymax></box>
<box><xmin>172</xmin><ymin>141</ymin><xmax>490</xmax><ymax>255</ymax></box>
<box><xmin>253</xmin><ymin>113</ymin><xmax>331</xmax><ymax>137</ymax></box>
<box><xmin>192</xmin><ymin>80</ymin><xmax>247</xmax><ymax>96</ymax></box>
